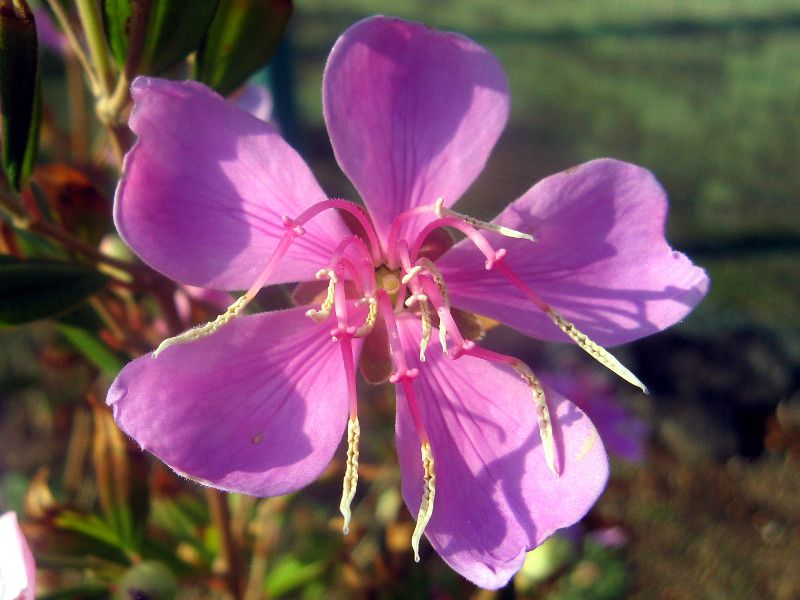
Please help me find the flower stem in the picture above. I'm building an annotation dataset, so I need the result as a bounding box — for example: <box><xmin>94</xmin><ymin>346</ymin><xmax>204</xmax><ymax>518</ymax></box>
<box><xmin>205</xmin><ymin>488</ymin><xmax>244</xmax><ymax>598</ymax></box>
<box><xmin>74</xmin><ymin>0</ymin><xmax>113</xmax><ymax>96</ymax></box>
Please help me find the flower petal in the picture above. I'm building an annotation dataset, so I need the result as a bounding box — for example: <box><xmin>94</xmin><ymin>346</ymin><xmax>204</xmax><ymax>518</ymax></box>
<box><xmin>115</xmin><ymin>77</ymin><xmax>351</xmax><ymax>290</ymax></box>
<box><xmin>232</xmin><ymin>83</ymin><xmax>274</xmax><ymax>122</ymax></box>
<box><xmin>323</xmin><ymin>16</ymin><xmax>509</xmax><ymax>244</ymax></box>
<box><xmin>541</xmin><ymin>372</ymin><xmax>647</xmax><ymax>463</ymax></box>
<box><xmin>107</xmin><ymin>308</ymin><xmax>354</xmax><ymax>496</ymax></box>
<box><xmin>0</xmin><ymin>512</ymin><xmax>36</xmax><ymax>600</ymax></box>
<box><xmin>395</xmin><ymin>316</ymin><xmax>609</xmax><ymax>589</ymax></box>
<box><xmin>437</xmin><ymin>159</ymin><xmax>710</xmax><ymax>345</ymax></box>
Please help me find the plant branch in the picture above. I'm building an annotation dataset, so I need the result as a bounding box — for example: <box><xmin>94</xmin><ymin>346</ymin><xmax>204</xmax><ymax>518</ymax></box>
<box><xmin>45</xmin><ymin>0</ymin><xmax>101</xmax><ymax>95</ymax></box>
<box><xmin>74</xmin><ymin>0</ymin><xmax>113</xmax><ymax>96</ymax></box>
<box><xmin>206</xmin><ymin>489</ymin><xmax>245</xmax><ymax>598</ymax></box>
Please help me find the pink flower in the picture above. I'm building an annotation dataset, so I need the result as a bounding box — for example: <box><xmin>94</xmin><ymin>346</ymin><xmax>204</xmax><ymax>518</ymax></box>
<box><xmin>0</xmin><ymin>512</ymin><xmax>36</xmax><ymax>600</ymax></box>
<box><xmin>107</xmin><ymin>16</ymin><xmax>708</xmax><ymax>588</ymax></box>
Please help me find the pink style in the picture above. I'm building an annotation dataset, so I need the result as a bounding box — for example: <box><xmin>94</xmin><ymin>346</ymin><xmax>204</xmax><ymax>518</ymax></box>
<box><xmin>107</xmin><ymin>16</ymin><xmax>708</xmax><ymax>589</ymax></box>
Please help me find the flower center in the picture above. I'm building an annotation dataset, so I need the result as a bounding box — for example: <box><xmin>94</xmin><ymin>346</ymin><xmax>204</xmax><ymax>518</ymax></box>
<box><xmin>151</xmin><ymin>195</ymin><xmax>647</xmax><ymax>560</ymax></box>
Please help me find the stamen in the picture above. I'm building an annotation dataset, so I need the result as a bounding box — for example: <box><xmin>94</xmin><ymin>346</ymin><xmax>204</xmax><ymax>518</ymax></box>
<box><xmin>291</xmin><ymin>199</ymin><xmax>381</xmax><ymax>264</ymax></box>
<box><xmin>547</xmin><ymin>308</ymin><xmax>648</xmax><ymax>393</ymax></box>
<box><xmin>305</xmin><ymin>269</ymin><xmax>337</xmax><ymax>323</ymax></box>
<box><xmin>493</xmin><ymin>260</ymin><xmax>648</xmax><ymax>393</ymax></box>
<box><xmin>417</xmin><ymin>297</ymin><xmax>433</xmax><ymax>362</ymax></box>
<box><xmin>354</xmin><ymin>296</ymin><xmax>377</xmax><ymax>337</ymax></box>
<box><xmin>414</xmin><ymin>257</ymin><xmax>450</xmax><ymax>307</ymax></box>
<box><xmin>461</xmin><ymin>343</ymin><xmax>559</xmax><ymax>475</ymax></box>
<box><xmin>326</xmin><ymin>236</ymin><xmax>375</xmax><ymax>295</ymax></box>
<box><xmin>401</xmin><ymin>265</ymin><xmax>424</xmax><ymax>285</ymax></box>
<box><xmin>154</xmin><ymin>225</ymin><xmax>300</xmax><ymax>356</ymax></box>
<box><xmin>386</xmin><ymin>205</ymin><xmax>437</xmax><ymax>268</ymax></box>
<box><xmin>411</xmin><ymin>216</ymin><xmax>502</xmax><ymax>270</ymax></box>
<box><xmin>153</xmin><ymin>295</ymin><xmax>248</xmax><ymax>357</ymax></box>
<box><xmin>418</xmin><ymin>277</ymin><xmax>465</xmax><ymax>356</ymax></box>
<box><xmin>434</xmin><ymin>197</ymin><xmax>535</xmax><ymax>242</ymax></box>
<box><xmin>412</xmin><ymin>443</ymin><xmax>436</xmax><ymax>563</ymax></box>
<box><xmin>376</xmin><ymin>290</ymin><xmax>413</xmax><ymax>378</ymax></box>
<box><xmin>339</xmin><ymin>416</ymin><xmax>360</xmax><ymax>535</ymax></box>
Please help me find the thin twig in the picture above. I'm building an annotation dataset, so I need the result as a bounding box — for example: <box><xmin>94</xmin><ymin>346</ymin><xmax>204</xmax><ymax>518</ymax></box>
<box><xmin>74</xmin><ymin>0</ymin><xmax>113</xmax><ymax>95</ymax></box>
<box><xmin>206</xmin><ymin>488</ymin><xmax>245</xmax><ymax>598</ymax></box>
<box><xmin>45</xmin><ymin>0</ymin><xmax>101</xmax><ymax>95</ymax></box>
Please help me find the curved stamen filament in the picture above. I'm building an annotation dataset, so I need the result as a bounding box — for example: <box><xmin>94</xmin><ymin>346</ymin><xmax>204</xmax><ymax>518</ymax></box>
<box><xmin>306</xmin><ymin>269</ymin><xmax>338</xmax><ymax>323</ymax></box>
<box><xmin>377</xmin><ymin>291</ymin><xmax>436</xmax><ymax>561</ymax></box>
<box><xmin>462</xmin><ymin>343</ymin><xmax>560</xmax><ymax>476</ymax></box>
<box><xmin>434</xmin><ymin>197</ymin><xmax>536</xmax><ymax>242</ymax></box>
<box><xmin>411</xmin><ymin>216</ymin><xmax>503</xmax><ymax>270</ymax></box>
<box><xmin>292</xmin><ymin>198</ymin><xmax>382</xmax><ymax>264</ymax></box>
<box><xmin>354</xmin><ymin>296</ymin><xmax>377</xmax><ymax>337</ymax></box>
<box><xmin>326</xmin><ymin>236</ymin><xmax>375</xmax><ymax>292</ymax></box>
<box><xmin>493</xmin><ymin>260</ymin><xmax>648</xmax><ymax>393</ymax></box>
<box><xmin>154</xmin><ymin>226</ymin><xmax>300</xmax><ymax>356</ymax></box>
<box><xmin>386</xmin><ymin>204</ymin><xmax>437</xmax><ymax>268</ymax></box>
<box><xmin>419</xmin><ymin>276</ymin><xmax>465</xmax><ymax>356</ymax></box>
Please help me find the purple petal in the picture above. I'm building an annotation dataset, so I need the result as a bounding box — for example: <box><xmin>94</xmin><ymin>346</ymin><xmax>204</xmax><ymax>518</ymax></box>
<box><xmin>541</xmin><ymin>372</ymin><xmax>647</xmax><ymax>463</ymax></box>
<box><xmin>231</xmin><ymin>83</ymin><xmax>274</xmax><ymax>123</ymax></box>
<box><xmin>107</xmin><ymin>308</ymin><xmax>354</xmax><ymax>496</ymax></box>
<box><xmin>115</xmin><ymin>77</ymin><xmax>351</xmax><ymax>290</ymax></box>
<box><xmin>395</xmin><ymin>316</ymin><xmax>609</xmax><ymax>589</ymax></box>
<box><xmin>323</xmin><ymin>16</ymin><xmax>509</xmax><ymax>245</ymax></box>
<box><xmin>437</xmin><ymin>159</ymin><xmax>710</xmax><ymax>345</ymax></box>
<box><xmin>0</xmin><ymin>512</ymin><xmax>36</xmax><ymax>600</ymax></box>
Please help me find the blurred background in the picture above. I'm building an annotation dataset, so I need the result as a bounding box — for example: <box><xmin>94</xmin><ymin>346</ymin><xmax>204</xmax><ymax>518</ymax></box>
<box><xmin>1</xmin><ymin>1</ymin><xmax>798</xmax><ymax>598</ymax></box>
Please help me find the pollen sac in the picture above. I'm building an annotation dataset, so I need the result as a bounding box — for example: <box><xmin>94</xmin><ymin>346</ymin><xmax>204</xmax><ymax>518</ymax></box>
<box><xmin>546</xmin><ymin>308</ymin><xmax>648</xmax><ymax>393</ymax></box>
<box><xmin>339</xmin><ymin>417</ymin><xmax>360</xmax><ymax>535</ymax></box>
<box><xmin>513</xmin><ymin>362</ymin><xmax>559</xmax><ymax>476</ymax></box>
<box><xmin>434</xmin><ymin>198</ymin><xmax>535</xmax><ymax>242</ymax></box>
<box><xmin>153</xmin><ymin>294</ymin><xmax>249</xmax><ymax>357</ymax></box>
<box><xmin>411</xmin><ymin>443</ymin><xmax>436</xmax><ymax>562</ymax></box>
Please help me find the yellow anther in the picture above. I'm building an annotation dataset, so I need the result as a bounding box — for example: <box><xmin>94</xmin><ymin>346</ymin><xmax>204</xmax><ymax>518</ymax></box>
<box><xmin>412</xmin><ymin>443</ymin><xmax>436</xmax><ymax>562</ymax></box>
<box><xmin>339</xmin><ymin>417</ymin><xmax>360</xmax><ymax>535</ymax></box>
<box><xmin>415</xmin><ymin>257</ymin><xmax>451</xmax><ymax>308</ymax></box>
<box><xmin>418</xmin><ymin>297</ymin><xmax>433</xmax><ymax>362</ymax></box>
<box><xmin>306</xmin><ymin>270</ymin><xmax>337</xmax><ymax>323</ymax></box>
<box><xmin>401</xmin><ymin>265</ymin><xmax>424</xmax><ymax>285</ymax></box>
<box><xmin>354</xmin><ymin>297</ymin><xmax>378</xmax><ymax>337</ymax></box>
<box><xmin>546</xmin><ymin>309</ymin><xmax>649</xmax><ymax>393</ymax></box>
<box><xmin>438</xmin><ymin>312</ymin><xmax>449</xmax><ymax>355</ymax></box>
<box><xmin>153</xmin><ymin>295</ymin><xmax>249</xmax><ymax>357</ymax></box>
<box><xmin>512</xmin><ymin>362</ymin><xmax>559</xmax><ymax>476</ymax></box>
<box><xmin>404</xmin><ymin>293</ymin><xmax>428</xmax><ymax>308</ymax></box>
<box><xmin>434</xmin><ymin>197</ymin><xmax>535</xmax><ymax>242</ymax></box>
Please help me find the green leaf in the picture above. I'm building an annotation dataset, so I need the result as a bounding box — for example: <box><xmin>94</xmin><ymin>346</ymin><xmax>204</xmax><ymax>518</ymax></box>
<box><xmin>0</xmin><ymin>256</ymin><xmax>108</xmax><ymax>325</ymax></box>
<box><xmin>101</xmin><ymin>0</ymin><xmax>131</xmax><ymax>66</ymax></box>
<box><xmin>58</xmin><ymin>323</ymin><xmax>124</xmax><ymax>377</ymax></box>
<box><xmin>264</xmin><ymin>557</ymin><xmax>326</xmax><ymax>598</ymax></box>
<box><xmin>0</xmin><ymin>0</ymin><xmax>40</xmax><ymax>191</ymax></box>
<box><xmin>139</xmin><ymin>0</ymin><xmax>219</xmax><ymax>75</ymax></box>
<box><xmin>103</xmin><ymin>0</ymin><xmax>219</xmax><ymax>75</ymax></box>
<box><xmin>194</xmin><ymin>0</ymin><xmax>292</xmax><ymax>96</ymax></box>
<box><xmin>56</xmin><ymin>510</ymin><xmax>135</xmax><ymax>556</ymax></box>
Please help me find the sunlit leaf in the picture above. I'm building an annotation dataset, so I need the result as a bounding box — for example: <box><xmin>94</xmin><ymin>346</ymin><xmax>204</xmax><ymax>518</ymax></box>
<box><xmin>103</xmin><ymin>0</ymin><xmax>219</xmax><ymax>75</ymax></box>
<box><xmin>194</xmin><ymin>0</ymin><xmax>292</xmax><ymax>96</ymax></box>
<box><xmin>264</xmin><ymin>557</ymin><xmax>326</xmax><ymax>598</ymax></box>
